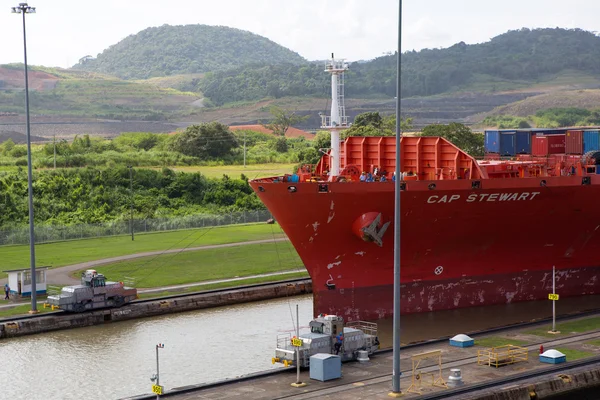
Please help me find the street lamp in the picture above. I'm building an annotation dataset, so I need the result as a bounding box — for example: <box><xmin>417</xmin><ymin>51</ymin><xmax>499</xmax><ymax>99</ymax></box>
<box><xmin>12</xmin><ymin>2</ymin><xmax>38</xmax><ymax>313</ymax></box>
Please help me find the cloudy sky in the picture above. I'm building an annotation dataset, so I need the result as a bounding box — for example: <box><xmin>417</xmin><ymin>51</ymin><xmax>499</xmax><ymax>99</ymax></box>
<box><xmin>0</xmin><ymin>0</ymin><xmax>598</xmax><ymax>68</ymax></box>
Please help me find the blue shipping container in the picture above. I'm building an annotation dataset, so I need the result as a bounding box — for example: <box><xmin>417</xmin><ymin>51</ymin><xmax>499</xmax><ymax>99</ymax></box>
<box><xmin>515</xmin><ymin>131</ymin><xmax>531</xmax><ymax>154</ymax></box>
<box><xmin>485</xmin><ymin>130</ymin><xmax>500</xmax><ymax>153</ymax></box>
<box><xmin>584</xmin><ymin>130</ymin><xmax>600</xmax><ymax>154</ymax></box>
<box><xmin>499</xmin><ymin>131</ymin><xmax>516</xmax><ymax>156</ymax></box>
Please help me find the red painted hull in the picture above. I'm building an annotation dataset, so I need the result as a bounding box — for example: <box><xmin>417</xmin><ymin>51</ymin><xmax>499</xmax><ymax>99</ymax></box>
<box><xmin>250</xmin><ymin>176</ymin><xmax>600</xmax><ymax>321</ymax></box>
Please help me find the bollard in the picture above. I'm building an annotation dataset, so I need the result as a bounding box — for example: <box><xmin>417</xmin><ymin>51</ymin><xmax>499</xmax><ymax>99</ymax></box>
<box><xmin>357</xmin><ymin>350</ymin><xmax>370</xmax><ymax>363</ymax></box>
<box><xmin>540</xmin><ymin>345</ymin><xmax>544</xmax><ymax>354</ymax></box>
<box><xmin>447</xmin><ymin>368</ymin><xmax>464</xmax><ymax>388</ymax></box>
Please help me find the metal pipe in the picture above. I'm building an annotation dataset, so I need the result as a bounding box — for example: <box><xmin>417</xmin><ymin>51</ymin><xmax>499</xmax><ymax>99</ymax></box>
<box><xmin>552</xmin><ymin>266</ymin><xmax>556</xmax><ymax>332</ymax></box>
<box><xmin>156</xmin><ymin>344</ymin><xmax>160</xmax><ymax>399</ymax></box>
<box><xmin>391</xmin><ymin>0</ymin><xmax>403</xmax><ymax>395</ymax></box>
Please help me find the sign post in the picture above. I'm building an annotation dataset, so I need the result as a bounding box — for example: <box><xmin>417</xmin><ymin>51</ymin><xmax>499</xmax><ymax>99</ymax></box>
<box><xmin>151</xmin><ymin>343</ymin><xmax>165</xmax><ymax>399</ymax></box>
<box><xmin>548</xmin><ymin>266</ymin><xmax>560</xmax><ymax>334</ymax></box>
<box><xmin>291</xmin><ymin>304</ymin><xmax>307</xmax><ymax>387</ymax></box>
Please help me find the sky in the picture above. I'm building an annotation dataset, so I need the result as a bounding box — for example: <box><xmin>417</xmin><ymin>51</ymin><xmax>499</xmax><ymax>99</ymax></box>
<box><xmin>0</xmin><ymin>0</ymin><xmax>599</xmax><ymax>69</ymax></box>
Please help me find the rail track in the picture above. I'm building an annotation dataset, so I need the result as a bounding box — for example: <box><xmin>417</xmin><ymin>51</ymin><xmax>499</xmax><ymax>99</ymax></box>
<box><xmin>0</xmin><ymin>277</ymin><xmax>311</xmax><ymax>323</ymax></box>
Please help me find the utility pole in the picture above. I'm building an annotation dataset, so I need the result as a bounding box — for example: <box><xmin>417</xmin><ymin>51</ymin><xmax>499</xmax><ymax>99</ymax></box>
<box><xmin>389</xmin><ymin>0</ymin><xmax>403</xmax><ymax>397</ymax></box>
<box><xmin>12</xmin><ymin>2</ymin><xmax>38</xmax><ymax>314</ymax></box>
<box><xmin>291</xmin><ymin>304</ymin><xmax>306</xmax><ymax>387</ymax></box>
<box><xmin>128</xmin><ymin>166</ymin><xmax>134</xmax><ymax>241</ymax></box>
<box><xmin>53</xmin><ymin>135</ymin><xmax>56</xmax><ymax>169</ymax></box>
<box><xmin>243</xmin><ymin>130</ymin><xmax>246</xmax><ymax>168</ymax></box>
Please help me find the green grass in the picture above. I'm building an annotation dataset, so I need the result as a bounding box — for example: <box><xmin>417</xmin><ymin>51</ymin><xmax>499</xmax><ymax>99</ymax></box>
<box><xmin>0</xmin><ymin>304</ymin><xmax>55</xmax><ymax>318</ymax></box>
<box><xmin>586</xmin><ymin>339</ymin><xmax>600</xmax><ymax>347</ymax></box>
<box><xmin>554</xmin><ymin>347</ymin><xmax>595</xmax><ymax>361</ymax></box>
<box><xmin>475</xmin><ymin>337</ymin><xmax>529</xmax><ymax>348</ymax></box>
<box><xmin>0</xmin><ymin>223</ymin><xmax>286</xmax><ymax>279</ymax></box>
<box><xmin>136</xmin><ymin>271</ymin><xmax>309</xmax><ymax>299</ymax></box>
<box><xmin>74</xmin><ymin>240</ymin><xmax>303</xmax><ymax>288</ymax></box>
<box><xmin>525</xmin><ymin>317</ymin><xmax>600</xmax><ymax>338</ymax></box>
<box><xmin>167</xmin><ymin>163</ymin><xmax>295</xmax><ymax>178</ymax></box>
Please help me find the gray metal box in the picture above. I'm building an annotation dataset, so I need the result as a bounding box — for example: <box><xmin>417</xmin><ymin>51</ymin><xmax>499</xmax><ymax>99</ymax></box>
<box><xmin>309</xmin><ymin>353</ymin><xmax>341</xmax><ymax>381</ymax></box>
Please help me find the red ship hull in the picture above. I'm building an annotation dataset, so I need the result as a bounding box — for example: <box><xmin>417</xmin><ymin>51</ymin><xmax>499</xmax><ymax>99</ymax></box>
<box><xmin>250</xmin><ymin>136</ymin><xmax>600</xmax><ymax>321</ymax></box>
<box><xmin>250</xmin><ymin>177</ymin><xmax>600</xmax><ymax>321</ymax></box>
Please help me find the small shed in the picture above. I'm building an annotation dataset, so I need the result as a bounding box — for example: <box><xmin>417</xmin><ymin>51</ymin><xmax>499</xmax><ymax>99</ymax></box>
<box><xmin>4</xmin><ymin>266</ymin><xmax>50</xmax><ymax>297</ymax></box>
<box><xmin>449</xmin><ymin>334</ymin><xmax>474</xmax><ymax>348</ymax></box>
<box><xmin>309</xmin><ymin>353</ymin><xmax>341</xmax><ymax>382</ymax></box>
<box><xmin>540</xmin><ymin>349</ymin><xmax>566</xmax><ymax>364</ymax></box>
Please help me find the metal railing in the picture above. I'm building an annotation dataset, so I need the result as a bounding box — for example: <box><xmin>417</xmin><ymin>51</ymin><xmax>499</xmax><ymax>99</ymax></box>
<box><xmin>0</xmin><ymin>209</ymin><xmax>273</xmax><ymax>246</ymax></box>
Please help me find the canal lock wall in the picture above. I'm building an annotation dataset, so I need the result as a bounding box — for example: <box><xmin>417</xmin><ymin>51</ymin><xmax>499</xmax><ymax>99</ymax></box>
<box><xmin>0</xmin><ymin>280</ymin><xmax>312</xmax><ymax>339</ymax></box>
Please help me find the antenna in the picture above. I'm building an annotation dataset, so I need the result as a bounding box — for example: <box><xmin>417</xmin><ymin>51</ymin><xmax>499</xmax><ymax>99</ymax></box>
<box><xmin>320</xmin><ymin>55</ymin><xmax>349</xmax><ymax>180</ymax></box>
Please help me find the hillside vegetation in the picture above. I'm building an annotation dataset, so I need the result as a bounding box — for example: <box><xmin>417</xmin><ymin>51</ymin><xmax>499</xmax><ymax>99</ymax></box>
<box><xmin>73</xmin><ymin>24</ymin><xmax>306</xmax><ymax>79</ymax></box>
<box><xmin>0</xmin><ymin>65</ymin><xmax>198</xmax><ymax>121</ymax></box>
<box><xmin>198</xmin><ymin>28</ymin><xmax>600</xmax><ymax>105</ymax></box>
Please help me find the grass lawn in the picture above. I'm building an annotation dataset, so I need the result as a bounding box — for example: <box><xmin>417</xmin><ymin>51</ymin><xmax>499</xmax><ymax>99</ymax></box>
<box><xmin>0</xmin><ymin>304</ymin><xmax>55</xmax><ymax>318</ymax></box>
<box><xmin>586</xmin><ymin>339</ymin><xmax>600</xmax><ymax>347</ymax></box>
<box><xmin>137</xmin><ymin>271</ymin><xmax>310</xmax><ymax>299</ymax></box>
<box><xmin>475</xmin><ymin>337</ymin><xmax>529</xmax><ymax>348</ymax></box>
<box><xmin>0</xmin><ymin>223</ymin><xmax>286</xmax><ymax>279</ymax></box>
<box><xmin>167</xmin><ymin>163</ymin><xmax>295</xmax><ymax>179</ymax></box>
<box><xmin>525</xmin><ymin>317</ymin><xmax>600</xmax><ymax>338</ymax></box>
<box><xmin>74</xmin><ymin>240</ymin><xmax>304</xmax><ymax>287</ymax></box>
<box><xmin>554</xmin><ymin>347</ymin><xmax>595</xmax><ymax>361</ymax></box>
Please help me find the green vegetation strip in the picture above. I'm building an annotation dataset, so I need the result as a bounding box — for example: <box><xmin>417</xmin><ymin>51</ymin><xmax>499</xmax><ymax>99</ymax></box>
<box><xmin>586</xmin><ymin>339</ymin><xmax>600</xmax><ymax>347</ymax></box>
<box><xmin>0</xmin><ymin>304</ymin><xmax>55</xmax><ymax>318</ymax></box>
<box><xmin>136</xmin><ymin>271</ymin><xmax>310</xmax><ymax>299</ymax></box>
<box><xmin>75</xmin><ymin>240</ymin><xmax>303</xmax><ymax>288</ymax></box>
<box><xmin>554</xmin><ymin>347</ymin><xmax>595</xmax><ymax>361</ymax></box>
<box><xmin>169</xmin><ymin>163</ymin><xmax>295</xmax><ymax>178</ymax></box>
<box><xmin>1</xmin><ymin>224</ymin><xmax>286</xmax><ymax>279</ymax></box>
<box><xmin>525</xmin><ymin>317</ymin><xmax>600</xmax><ymax>338</ymax></box>
<box><xmin>475</xmin><ymin>337</ymin><xmax>529</xmax><ymax>348</ymax></box>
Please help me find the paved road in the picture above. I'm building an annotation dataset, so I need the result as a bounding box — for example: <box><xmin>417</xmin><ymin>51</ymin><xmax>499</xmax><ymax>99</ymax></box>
<box><xmin>0</xmin><ymin>238</ymin><xmax>289</xmax><ymax>288</ymax></box>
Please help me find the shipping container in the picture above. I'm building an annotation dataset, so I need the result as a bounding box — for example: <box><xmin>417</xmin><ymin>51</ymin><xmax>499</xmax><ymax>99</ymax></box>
<box><xmin>565</xmin><ymin>130</ymin><xmax>584</xmax><ymax>154</ymax></box>
<box><xmin>484</xmin><ymin>130</ymin><xmax>500</xmax><ymax>153</ymax></box>
<box><xmin>532</xmin><ymin>134</ymin><xmax>566</xmax><ymax>156</ymax></box>
<box><xmin>515</xmin><ymin>131</ymin><xmax>531</xmax><ymax>154</ymax></box>
<box><xmin>499</xmin><ymin>131</ymin><xmax>516</xmax><ymax>156</ymax></box>
<box><xmin>584</xmin><ymin>130</ymin><xmax>600</xmax><ymax>153</ymax></box>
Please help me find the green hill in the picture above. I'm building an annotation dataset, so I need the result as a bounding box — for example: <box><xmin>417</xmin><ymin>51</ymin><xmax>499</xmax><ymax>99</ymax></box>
<box><xmin>199</xmin><ymin>28</ymin><xmax>600</xmax><ymax>105</ymax></box>
<box><xmin>72</xmin><ymin>24</ymin><xmax>306</xmax><ymax>79</ymax></box>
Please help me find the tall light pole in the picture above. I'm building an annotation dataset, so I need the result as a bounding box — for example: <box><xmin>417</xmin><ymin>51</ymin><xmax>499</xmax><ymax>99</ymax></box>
<box><xmin>12</xmin><ymin>2</ymin><xmax>38</xmax><ymax>313</ymax></box>
<box><xmin>128</xmin><ymin>166</ymin><xmax>134</xmax><ymax>241</ymax></box>
<box><xmin>151</xmin><ymin>343</ymin><xmax>165</xmax><ymax>399</ymax></box>
<box><xmin>389</xmin><ymin>0</ymin><xmax>403</xmax><ymax>397</ymax></box>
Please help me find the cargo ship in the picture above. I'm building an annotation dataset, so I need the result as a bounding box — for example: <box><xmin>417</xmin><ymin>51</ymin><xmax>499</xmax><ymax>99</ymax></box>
<box><xmin>249</xmin><ymin>56</ymin><xmax>600</xmax><ymax>321</ymax></box>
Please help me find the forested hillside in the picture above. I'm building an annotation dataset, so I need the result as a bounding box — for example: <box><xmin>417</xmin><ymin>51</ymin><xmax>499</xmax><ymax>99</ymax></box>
<box><xmin>73</xmin><ymin>24</ymin><xmax>306</xmax><ymax>79</ymax></box>
<box><xmin>199</xmin><ymin>28</ymin><xmax>600</xmax><ymax>105</ymax></box>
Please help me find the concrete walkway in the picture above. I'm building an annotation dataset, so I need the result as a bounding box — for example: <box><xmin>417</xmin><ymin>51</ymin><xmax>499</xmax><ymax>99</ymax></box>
<box><xmin>1</xmin><ymin>238</ymin><xmax>288</xmax><ymax>287</ymax></box>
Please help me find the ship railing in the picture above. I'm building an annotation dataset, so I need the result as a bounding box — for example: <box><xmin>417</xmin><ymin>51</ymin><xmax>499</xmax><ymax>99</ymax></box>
<box><xmin>346</xmin><ymin>321</ymin><xmax>378</xmax><ymax>337</ymax></box>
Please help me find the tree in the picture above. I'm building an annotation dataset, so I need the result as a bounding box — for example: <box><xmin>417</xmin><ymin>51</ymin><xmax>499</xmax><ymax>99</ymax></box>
<box><xmin>261</xmin><ymin>106</ymin><xmax>309</xmax><ymax>137</ymax></box>
<box><xmin>168</xmin><ymin>122</ymin><xmax>238</xmax><ymax>159</ymax></box>
<box><xmin>344</xmin><ymin>112</ymin><xmax>413</xmax><ymax>137</ymax></box>
<box><xmin>420</xmin><ymin>123</ymin><xmax>484</xmax><ymax>157</ymax></box>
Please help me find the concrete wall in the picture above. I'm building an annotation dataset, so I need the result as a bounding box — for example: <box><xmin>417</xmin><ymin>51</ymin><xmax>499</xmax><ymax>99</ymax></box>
<box><xmin>0</xmin><ymin>280</ymin><xmax>312</xmax><ymax>339</ymax></box>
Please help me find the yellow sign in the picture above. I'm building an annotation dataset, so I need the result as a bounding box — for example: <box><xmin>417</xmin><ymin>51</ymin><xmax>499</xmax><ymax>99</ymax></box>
<box><xmin>292</xmin><ymin>338</ymin><xmax>303</xmax><ymax>347</ymax></box>
<box><xmin>548</xmin><ymin>293</ymin><xmax>559</xmax><ymax>301</ymax></box>
<box><xmin>152</xmin><ymin>385</ymin><xmax>163</xmax><ymax>395</ymax></box>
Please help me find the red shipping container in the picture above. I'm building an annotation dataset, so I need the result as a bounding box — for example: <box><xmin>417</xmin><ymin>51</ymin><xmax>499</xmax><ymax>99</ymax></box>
<box><xmin>565</xmin><ymin>130</ymin><xmax>583</xmax><ymax>154</ymax></box>
<box><xmin>532</xmin><ymin>134</ymin><xmax>566</xmax><ymax>156</ymax></box>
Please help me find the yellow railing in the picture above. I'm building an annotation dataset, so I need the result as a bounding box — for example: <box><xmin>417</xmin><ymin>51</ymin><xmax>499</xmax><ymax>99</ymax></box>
<box><xmin>477</xmin><ymin>345</ymin><xmax>529</xmax><ymax>368</ymax></box>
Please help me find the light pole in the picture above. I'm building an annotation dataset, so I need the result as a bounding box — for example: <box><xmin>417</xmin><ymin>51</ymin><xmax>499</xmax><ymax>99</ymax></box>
<box><xmin>151</xmin><ymin>343</ymin><xmax>165</xmax><ymax>399</ymax></box>
<box><xmin>128</xmin><ymin>166</ymin><xmax>134</xmax><ymax>241</ymax></box>
<box><xmin>12</xmin><ymin>2</ymin><xmax>37</xmax><ymax>313</ymax></box>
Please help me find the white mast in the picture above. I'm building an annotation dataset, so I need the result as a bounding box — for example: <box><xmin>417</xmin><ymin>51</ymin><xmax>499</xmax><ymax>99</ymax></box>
<box><xmin>320</xmin><ymin>53</ymin><xmax>349</xmax><ymax>180</ymax></box>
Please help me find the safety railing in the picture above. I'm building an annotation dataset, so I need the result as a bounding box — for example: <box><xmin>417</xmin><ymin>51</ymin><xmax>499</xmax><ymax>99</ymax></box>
<box><xmin>477</xmin><ymin>344</ymin><xmax>529</xmax><ymax>368</ymax></box>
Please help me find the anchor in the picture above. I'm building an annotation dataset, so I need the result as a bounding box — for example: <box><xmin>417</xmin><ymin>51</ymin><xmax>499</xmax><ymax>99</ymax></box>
<box><xmin>359</xmin><ymin>213</ymin><xmax>390</xmax><ymax>247</ymax></box>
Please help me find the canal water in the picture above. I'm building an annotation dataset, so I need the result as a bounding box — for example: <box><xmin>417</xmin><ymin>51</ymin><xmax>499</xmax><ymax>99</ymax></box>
<box><xmin>2</xmin><ymin>293</ymin><xmax>600</xmax><ymax>400</ymax></box>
